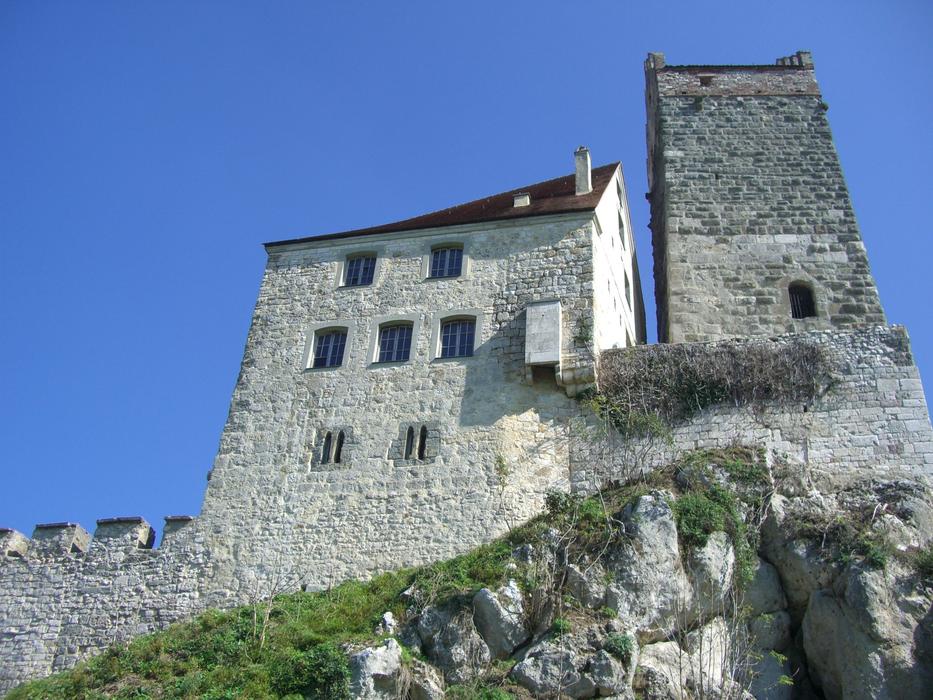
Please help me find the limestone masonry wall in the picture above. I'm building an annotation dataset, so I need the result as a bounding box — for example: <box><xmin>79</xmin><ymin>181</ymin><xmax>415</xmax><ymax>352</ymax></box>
<box><xmin>571</xmin><ymin>325</ymin><xmax>933</xmax><ymax>492</ymax></box>
<box><xmin>645</xmin><ymin>53</ymin><xmax>885</xmax><ymax>343</ymax></box>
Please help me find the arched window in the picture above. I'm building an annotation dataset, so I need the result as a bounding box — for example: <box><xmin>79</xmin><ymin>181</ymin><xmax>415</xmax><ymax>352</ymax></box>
<box><xmin>333</xmin><ymin>431</ymin><xmax>345</xmax><ymax>463</ymax></box>
<box><xmin>344</xmin><ymin>255</ymin><xmax>376</xmax><ymax>286</ymax></box>
<box><xmin>321</xmin><ymin>432</ymin><xmax>333</xmax><ymax>464</ymax></box>
<box><xmin>313</xmin><ymin>328</ymin><xmax>348</xmax><ymax>368</ymax></box>
<box><xmin>440</xmin><ymin>318</ymin><xmax>475</xmax><ymax>358</ymax></box>
<box><xmin>417</xmin><ymin>425</ymin><xmax>428</xmax><ymax>460</ymax></box>
<box><xmin>789</xmin><ymin>283</ymin><xmax>816</xmax><ymax>319</ymax></box>
<box><xmin>430</xmin><ymin>246</ymin><xmax>463</xmax><ymax>278</ymax></box>
<box><xmin>404</xmin><ymin>426</ymin><xmax>415</xmax><ymax>459</ymax></box>
<box><xmin>377</xmin><ymin>323</ymin><xmax>414</xmax><ymax>363</ymax></box>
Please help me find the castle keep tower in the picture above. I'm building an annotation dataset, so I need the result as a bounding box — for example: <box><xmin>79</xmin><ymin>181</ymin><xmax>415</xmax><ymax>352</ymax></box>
<box><xmin>645</xmin><ymin>51</ymin><xmax>886</xmax><ymax>343</ymax></box>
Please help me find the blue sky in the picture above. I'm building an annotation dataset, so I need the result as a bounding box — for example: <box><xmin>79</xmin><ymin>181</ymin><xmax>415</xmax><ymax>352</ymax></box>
<box><xmin>2</xmin><ymin>1</ymin><xmax>931</xmax><ymax>540</ymax></box>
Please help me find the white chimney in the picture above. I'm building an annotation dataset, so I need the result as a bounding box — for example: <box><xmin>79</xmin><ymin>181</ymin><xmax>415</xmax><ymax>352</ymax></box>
<box><xmin>574</xmin><ymin>146</ymin><xmax>592</xmax><ymax>195</ymax></box>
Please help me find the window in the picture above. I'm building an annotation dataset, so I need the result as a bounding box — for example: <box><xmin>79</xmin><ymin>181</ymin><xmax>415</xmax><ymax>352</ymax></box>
<box><xmin>333</xmin><ymin>431</ymin><xmax>345</xmax><ymax>463</ymax></box>
<box><xmin>377</xmin><ymin>324</ymin><xmax>413</xmax><ymax>363</ymax></box>
<box><xmin>321</xmin><ymin>432</ymin><xmax>333</xmax><ymax>464</ymax></box>
<box><xmin>418</xmin><ymin>425</ymin><xmax>428</xmax><ymax>460</ymax></box>
<box><xmin>789</xmin><ymin>283</ymin><xmax>816</xmax><ymax>319</ymax></box>
<box><xmin>430</xmin><ymin>247</ymin><xmax>463</xmax><ymax>278</ymax></box>
<box><xmin>404</xmin><ymin>426</ymin><xmax>415</xmax><ymax>459</ymax></box>
<box><xmin>312</xmin><ymin>329</ymin><xmax>347</xmax><ymax>368</ymax></box>
<box><xmin>344</xmin><ymin>255</ymin><xmax>376</xmax><ymax>286</ymax></box>
<box><xmin>440</xmin><ymin>318</ymin><xmax>475</xmax><ymax>358</ymax></box>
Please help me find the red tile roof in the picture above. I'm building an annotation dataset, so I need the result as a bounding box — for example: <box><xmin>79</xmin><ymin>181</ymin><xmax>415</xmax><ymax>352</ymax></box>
<box><xmin>265</xmin><ymin>162</ymin><xmax>620</xmax><ymax>247</ymax></box>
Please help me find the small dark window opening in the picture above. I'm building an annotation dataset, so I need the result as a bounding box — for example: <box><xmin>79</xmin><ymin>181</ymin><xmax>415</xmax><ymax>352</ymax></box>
<box><xmin>789</xmin><ymin>283</ymin><xmax>816</xmax><ymax>319</ymax></box>
<box><xmin>417</xmin><ymin>426</ymin><xmax>428</xmax><ymax>460</ymax></box>
<box><xmin>333</xmin><ymin>431</ymin><xmax>345</xmax><ymax>463</ymax></box>
<box><xmin>321</xmin><ymin>432</ymin><xmax>333</xmax><ymax>464</ymax></box>
<box><xmin>699</xmin><ymin>75</ymin><xmax>714</xmax><ymax>86</ymax></box>
<box><xmin>404</xmin><ymin>426</ymin><xmax>415</xmax><ymax>459</ymax></box>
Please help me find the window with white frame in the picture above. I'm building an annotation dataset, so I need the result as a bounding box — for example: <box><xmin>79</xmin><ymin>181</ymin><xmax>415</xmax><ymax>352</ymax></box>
<box><xmin>430</xmin><ymin>246</ymin><xmax>463</xmax><ymax>278</ymax></box>
<box><xmin>344</xmin><ymin>255</ymin><xmax>376</xmax><ymax>286</ymax></box>
<box><xmin>312</xmin><ymin>329</ymin><xmax>348</xmax><ymax>368</ymax></box>
<box><xmin>377</xmin><ymin>323</ymin><xmax>413</xmax><ymax>363</ymax></box>
<box><xmin>440</xmin><ymin>318</ymin><xmax>475</xmax><ymax>358</ymax></box>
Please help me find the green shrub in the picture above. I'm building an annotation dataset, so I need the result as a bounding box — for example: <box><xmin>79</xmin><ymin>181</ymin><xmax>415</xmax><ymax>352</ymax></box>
<box><xmin>914</xmin><ymin>545</ymin><xmax>933</xmax><ymax>581</ymax></box>
<box><xmin>602</xmin><ymin>633</ymin><xmax>634</xmax><ymax>660</ymax></box>
<box><xmin>269</xmin><ymin>643</ymin><xmax>350</xmax><ymax>699</ymax></box>
<box><xmin>551</xmin><ymin>618</ymin><xmax>571</xmax><ymax>636</ymax></box>
<box><xmin>447</xmin><ymin>685</ymin><xmax>514</xmax><ymax>699</ymax></box>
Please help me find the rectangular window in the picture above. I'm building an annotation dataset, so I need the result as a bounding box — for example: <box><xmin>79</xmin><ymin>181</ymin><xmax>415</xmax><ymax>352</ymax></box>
<box><xmin>377</xmin><ymin>324</ymin><xmax>413</xmax><ymax>363</ymax></box>
<box><xmin>345</xmin><ymin>256</ymin><xmax>376</xmax><ymax>286</ymax></box>
<box><xmin>430</xmin><ymin>247</ymin><xmax>463</xmax><ymax>278</ymax></box>
<box><xmin>313</xmin><ymin>330</ymin><xmax>347</xmax><ymax>368</ymax></box>
<box><xmin>440</xmin><ymin>319</ymin><xmax>475</xmax><ymax>358</ymax></box>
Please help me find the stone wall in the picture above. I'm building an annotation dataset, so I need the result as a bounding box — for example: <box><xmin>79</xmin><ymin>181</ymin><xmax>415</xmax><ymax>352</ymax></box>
<box><xmin>645</xmin><ymin>53</ymin><xmax>885</xmax><ymax>343</ymax></box>
<box><xmin>571</xmin><ymin>325</ymin><xmax>933</xmax><ymax>492</ymax></box>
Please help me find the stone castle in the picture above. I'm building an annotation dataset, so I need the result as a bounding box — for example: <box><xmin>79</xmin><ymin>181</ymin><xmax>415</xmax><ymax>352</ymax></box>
<box><xmin>1</xmin><ymin>51</ymin><xmax>931</xmax><ymax>693</ymax></box>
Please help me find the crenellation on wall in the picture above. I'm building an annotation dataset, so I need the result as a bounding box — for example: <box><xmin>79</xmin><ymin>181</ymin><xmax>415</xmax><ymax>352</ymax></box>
<box><xmin>0</xmin><ymin>529</ymin><xmax>29</xmax><ymax>559</ymax></box>
<box><xmin>93</xmin><ymin>518</ymin><xmax>156</xmax><ymax>551</ymax></box>
<box><xmin>30</xmin><ymin>523</ymin><xmax>91</xmax><ymax>556</ymax></box>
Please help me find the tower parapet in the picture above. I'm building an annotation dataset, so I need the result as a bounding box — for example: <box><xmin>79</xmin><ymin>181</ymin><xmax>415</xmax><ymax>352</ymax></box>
<box><xmin>645</xmin><ymin>51</ymin><xmax>885</xmax><ymax>343</ymax></box>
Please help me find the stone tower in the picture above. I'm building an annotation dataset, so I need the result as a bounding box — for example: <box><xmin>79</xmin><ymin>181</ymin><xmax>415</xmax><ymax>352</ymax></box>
<box><xmin>645</xmin><ymin>51</ymin><xmax>886</xmax><ymax>343</ymax></box>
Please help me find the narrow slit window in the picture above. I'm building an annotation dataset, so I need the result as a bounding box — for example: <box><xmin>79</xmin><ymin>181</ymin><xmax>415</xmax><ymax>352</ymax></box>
<box><xmin>440</xmin><ymin>318</ymin><xmax>475</xmax><ymax>358</ymax></box>
<box><xmin>313</xmin><ymin>329</ymin><xmax>348</xmax><ymax>368</ymax></box>
<box><xmin>430</xmin><ymin>247</ymin><xmax>463</xmax><ymax>278</ymax></box>
<box><xmin>404</xmin><ymin>426</ymin><xmax>415</xmax><ymax>459</ymax></box>
<box><xmin>789</xmin><ymin>283</ymin><xmax>816</xmax><ymax>319</ymax></box>
<box><xmin>333</xmin><ymin>431</ymin><xmax>345</xmax><ymax>463</ymax></box>
<box><xmin>321</xmin><ymin>432</ymin><xmax>333</xmax><ymax>464</ymax></box>
<box><xmin>417</xmin><ymin>426</ymin><xmax>428</xmax><ymax>460</ymax></box>
<box><xmin>377</xmin><ymin>324</ymin><xmax>413</xmax><ymax>363</ymax></box>
<box><xmin>344</xmin><ymin>256</ymin><xmax>376</xmax><ymax>286</ymax></box>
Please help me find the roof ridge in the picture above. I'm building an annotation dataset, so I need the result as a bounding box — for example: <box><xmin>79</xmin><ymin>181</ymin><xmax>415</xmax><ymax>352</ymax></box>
<box><xmin>266</xmin><ymin>162</ymin><xmax>620</xmax><ymax>248</ymax></box>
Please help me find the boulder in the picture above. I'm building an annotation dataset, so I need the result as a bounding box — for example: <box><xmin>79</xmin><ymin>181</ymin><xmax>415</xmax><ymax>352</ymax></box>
<box><xmin>759</xmin><ymin>494</ymin><xmax>840</xmax><ymax>616</ymax></box>
<box><xmin>748</xmin><ymin>610</ymin><xmax>792</xmax><ymax>652</ymax></box>
<box><xmin>605</xmin><ymin>492</ymin><xmax>692</xmax><ymax>642</ymax></box>
<box><xmin>566</xmin><ymin>562</ymin><xmax>608</xmax><ymax>609</ymax></box>
<box><xmin>633</xmin><ymin>640</ymin><xmax>685</xmax><ymax>700</ymax></box>
<box><xmin>587</xmin><ymin>649</ymin><xmax>629</xmax><ymax>696</ymax></box>
<box><xmin>408</xmin><ymin>659</ymin><xmax>445</xmax><ymax>700</ymax></box>
<box><xmin>686</xmin><ymin>531</ymin><xmax>735</xmax><ymax>622</ymax></box>
<box><xmin>472</xmin><ymin>579</ymin><xmax>529</xmax><ymax>659</ymax></box>
<box><xmin>743</xmin><ymin>557</ymin><xmax>787</xmax><ymax>616</ymax></box>
<box><xmin>748</xmin><ymin>652</ymin><xmax>794</xmax><ymax>700</ymax></box>
<box><xmin>510</xmin><ymin>641</ymin><xmax>597</xmax><ymax>698</ymax></box>
<box><xmin>802</xmin><ymin>562</ymin><xmax>933</xmax><ymax>699</ymax></box>
<box><xmin>349</xmin><ymin>638</ymin><xmax>403</xmax><ymax>700</ymax></box>
<box><xmin>417</xmin><ymin>604</ymin><xmax>490</xmax><ymax>684</ymax></box>
<box><xmin>682</xmin><ymin>617</ymin><xmax>730</xmax><ymax>692</ymax></box>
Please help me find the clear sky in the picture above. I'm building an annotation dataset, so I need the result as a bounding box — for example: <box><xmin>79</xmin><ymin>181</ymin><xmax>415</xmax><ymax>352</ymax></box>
<box><xmin>2</xmin><ymin>1</ymin><xmax>931</xmax><ymax>540</ymax></box>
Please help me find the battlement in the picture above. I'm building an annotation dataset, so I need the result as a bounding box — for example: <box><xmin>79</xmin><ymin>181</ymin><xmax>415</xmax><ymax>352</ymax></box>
<box><xmin>645</xmin><ymin>50</ymin><xmax>820</xmax><ymax>97</ymax></box>
<box><xmin>0</xmin><ymin>515</ymin><xmax>197</xmax><ymax>563</ymax></box>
